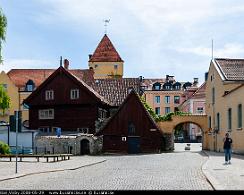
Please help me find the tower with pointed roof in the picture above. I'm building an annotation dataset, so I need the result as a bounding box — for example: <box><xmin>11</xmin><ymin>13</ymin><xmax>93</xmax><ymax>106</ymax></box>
<box><xmin>88</xmin><ymin>34</ymin><xmax>124</xmax><ymax>79</ymax></box>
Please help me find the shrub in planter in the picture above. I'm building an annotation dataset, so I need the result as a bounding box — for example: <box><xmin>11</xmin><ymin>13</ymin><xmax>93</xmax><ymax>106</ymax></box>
<box><xmin>0</xmin><ymin>141</ymin><xmax>10</xmax><ymax>154</ymax></box>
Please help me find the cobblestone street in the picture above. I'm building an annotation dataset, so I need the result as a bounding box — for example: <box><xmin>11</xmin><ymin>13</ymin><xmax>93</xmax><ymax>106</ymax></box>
<box><xmin>0</xmin><ymin>149</ymin><xmax>212</xmax><ymax>190</ymax></box>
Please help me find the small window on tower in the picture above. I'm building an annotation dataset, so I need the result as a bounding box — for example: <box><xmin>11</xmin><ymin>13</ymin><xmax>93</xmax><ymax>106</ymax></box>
<box><xmin>114</xmin><ymin>65</ymin><xmax>118</xmax><ymax>69</ymax></box>
<box><xmin>95</xmin><ymin>64</ymin><xmax>99</xmax><ymax>68</ymax></box>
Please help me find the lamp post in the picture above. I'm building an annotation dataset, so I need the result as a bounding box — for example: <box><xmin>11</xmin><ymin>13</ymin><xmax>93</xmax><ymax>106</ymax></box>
<box><xmin>15</xmin><ymin>111</ymin><xmax>19</xmax><ymax>174</ymax></box>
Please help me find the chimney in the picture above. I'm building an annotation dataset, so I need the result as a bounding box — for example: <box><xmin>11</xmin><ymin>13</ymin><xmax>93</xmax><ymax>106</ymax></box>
<box><xmin>89</xmin><ymin>54</ymin><xmax>92</xmax><ymax>60</ymax></box>
<box><xmin>64</xmin><ymin>59</ymin><xmax>69</xmax><ymax>69</ymax></box>
<box><xmin>205</xmin><ymin>72</ymin><xmax>209</xmax><ymax>81</ymax></box>
<box><xmin>193</xmin><ymin>78</ymin><xmax>199</xmax><ymax>86</ymax></box>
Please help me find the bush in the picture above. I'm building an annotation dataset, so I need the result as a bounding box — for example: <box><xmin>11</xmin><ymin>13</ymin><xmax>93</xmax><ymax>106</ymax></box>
<box><xmin>0</xmin><ymin>141</ymin><xmax>10</xmax><ymax>154</ymax></box>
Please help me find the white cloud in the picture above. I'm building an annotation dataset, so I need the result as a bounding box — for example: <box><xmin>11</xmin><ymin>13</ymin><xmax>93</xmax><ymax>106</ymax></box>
<box><xmin>175</xmin><ymin>43</ymin><xmax>244</xmax><ymax>59</ymax></box>
<box><xmin>0</xmin><ymin>59</ymin><xmax>56</xmax><ymax>72</ymax></box>
<box><xmin>9</xmin><ymin>0</ymin><xmax>244</xmax><ymax>82</ymax></box>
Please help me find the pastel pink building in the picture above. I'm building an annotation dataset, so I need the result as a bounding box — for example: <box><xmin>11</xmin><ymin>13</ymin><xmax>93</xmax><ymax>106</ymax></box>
<box><xmin>179</xmin><ymin>82</ymin><xmax>206</xmax><ymax>141</ymax></box>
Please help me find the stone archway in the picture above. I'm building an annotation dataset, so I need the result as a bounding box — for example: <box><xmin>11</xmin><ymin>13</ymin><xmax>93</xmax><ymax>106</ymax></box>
<box><xmin>157</xmin><ymin>115</ymin><xmax>208</xmax><ymax>151</ymax></box>
<box><xmin>80</xmin><ymin>139</ymin><xmax>90</xmax><ymax>155</ymax></box>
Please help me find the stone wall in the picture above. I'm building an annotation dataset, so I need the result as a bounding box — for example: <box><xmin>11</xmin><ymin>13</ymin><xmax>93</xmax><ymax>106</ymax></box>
<box><xmin>163</xmin><ymin>133</ymin><xmax>174</xmax><ymax>151</ymax></box>
<box><xmin>34</xmin><ymin>134</ymin><xmax>103</xmax><ymax>155</ymax></box>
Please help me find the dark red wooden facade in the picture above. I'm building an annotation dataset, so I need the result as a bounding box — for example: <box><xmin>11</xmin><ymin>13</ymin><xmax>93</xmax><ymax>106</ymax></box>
<box><xmin>96</xmin><ymin>90</ymin><xmax>165</xmax><ymax>154</ymax></box>
<box><xmin>24</xmin><ymin>66</ymin><xmax>109</xmax><ymax>133</ymax></box>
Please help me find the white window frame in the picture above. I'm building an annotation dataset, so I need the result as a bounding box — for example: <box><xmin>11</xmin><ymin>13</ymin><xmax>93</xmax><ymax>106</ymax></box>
<box><xmin>45</xmin><ymin>90</ymin><xmax>54</xmax><ymax>100</ymax></box>
<box><xmin>197</xmin><ymin>107</ymin><xmax>204</xmax><ymax>114</ymax></box>
<box><xmin>70</xmin><ymin>89</ymin><xmax>80</xmax><ymax>100</ymax></box>
<box><xmin>39</xmin><ymin>109</ymin><xmax>54</xmax><ymax>120</ymax></box>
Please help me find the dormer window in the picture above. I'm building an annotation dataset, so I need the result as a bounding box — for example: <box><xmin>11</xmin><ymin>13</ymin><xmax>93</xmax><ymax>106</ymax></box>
<box><xmin>163</xmin><ymin>83</ymin><xmax>172</xmax><ymax>90</ymax></box>
<box><xmin>153</xmin><ymin>82</ymin><xmax>161</xmax><ymax>90</ymax></box>
<box><xmin>25</xmin><ymin>80</ymin><xmax>35</xmax><ymax>92</ymax></box>
<box><xmin>70</xmin><ymin>89</ymin><xmax>79</xmax><ymax>100</ymax></box>
<box><xmin>45</xmin><ymin>90</ymin><xmax>54</xmax><ymax>100</ymax></box>
<box><xmin>173</xmin><ymin>82</ymin><xmax>181</xmax><ymax>90</ymax></box>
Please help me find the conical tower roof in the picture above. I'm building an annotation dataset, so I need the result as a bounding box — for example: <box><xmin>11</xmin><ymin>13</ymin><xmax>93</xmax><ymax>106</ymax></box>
<box><xmin>89</xmin><ymin>34</ymin><xmax>124</xmax><ymax>62</ymax></box>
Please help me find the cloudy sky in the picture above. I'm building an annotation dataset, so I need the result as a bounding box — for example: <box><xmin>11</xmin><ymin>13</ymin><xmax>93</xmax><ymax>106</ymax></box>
<box><xmin>1</xmin><ymin>0</ymin><xmax>244</xmax><ymax>84</ymax></box>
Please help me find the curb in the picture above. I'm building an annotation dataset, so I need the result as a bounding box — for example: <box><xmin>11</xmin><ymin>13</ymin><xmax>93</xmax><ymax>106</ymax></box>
<box><xmin>201</xmin><ymin>151</ymin><xmax>225</xmax><ymax>190</ymax></box>
<box><xmin>0</xmin><ymin>159</ymin><xmax>106</xmax><ymax>182</ymax></box>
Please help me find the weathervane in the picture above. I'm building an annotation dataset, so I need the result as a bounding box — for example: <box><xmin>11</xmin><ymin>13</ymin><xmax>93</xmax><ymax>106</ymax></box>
<box><xmin>103</xmin><ymin>19</ymin><xmax>110</xmax><ymax>34</ymax></box>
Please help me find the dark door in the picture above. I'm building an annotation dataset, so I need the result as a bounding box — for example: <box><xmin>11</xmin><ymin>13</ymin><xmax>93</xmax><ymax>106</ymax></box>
<box><xmin>80</xmin><ymin>139</ymin><xmax>90</xmax><ymax>155</ymax></box>
<box><xmin>128</xmin><ymin>136</ymin><xmax>140</xmax><ymax>154</ymax></box>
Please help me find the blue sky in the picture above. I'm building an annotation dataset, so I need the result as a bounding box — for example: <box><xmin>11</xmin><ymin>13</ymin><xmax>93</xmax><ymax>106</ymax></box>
<box><xmin>1</xmin><ymin>0</ymin><xmax>244</xmax><ymax>84</ymax></box>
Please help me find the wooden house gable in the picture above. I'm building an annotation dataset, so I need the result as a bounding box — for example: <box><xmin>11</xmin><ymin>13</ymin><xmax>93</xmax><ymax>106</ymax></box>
<box><xmin>24</xmin><ymin>66</ymin><xmax>108</xmax><ymax>106</ymax></box>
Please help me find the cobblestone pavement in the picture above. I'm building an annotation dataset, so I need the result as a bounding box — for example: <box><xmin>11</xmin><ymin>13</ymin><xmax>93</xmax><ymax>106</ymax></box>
<box><xmin>0</xmin><ymin>152</ymin><xmax>212</xmax><ymax>190</ymax></box>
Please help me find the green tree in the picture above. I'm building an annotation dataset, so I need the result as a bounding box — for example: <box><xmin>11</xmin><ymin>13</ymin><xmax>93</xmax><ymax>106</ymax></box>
<box><xmin>0</xmin><ymin>85</ymin><xmax>10</xmax><ymax>115</ymax></box>
<box><xmin>0</xmin><ymin>8</ymin><xmax>7</xmax><ymax>64</ymax></box>
<box><xmin>0</xmin><ymin>141</ymin><xmax>10</xmax><ymax>154</ymax></box>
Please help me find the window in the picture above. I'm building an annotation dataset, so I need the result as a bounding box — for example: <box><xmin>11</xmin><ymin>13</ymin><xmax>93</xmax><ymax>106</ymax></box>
<box><xmin>216</xmin><ymin>113</ymin><xmax>220</xmax><ymax>130</ymax></box>
<box><xmin>238</xmin><ymin>104</ymin><xmax>242</xmax><ymax>128</ymax></box>
<box><xmin>95</xmin><ymin>64</ymin><xmax>99</xmax><ymax>68</ymax></box>
<box><xmin>39</xmin><ymin>109</ymin><xmax>54</xmax><ymax>120</ymax></box>
<box><xmin>70</xmin><ymin>89</ymin><xmax>79</xmax><ymax>100</ymax></box>
<box><xmin>208</xmin><ymin>116</ymin><xmax>211</xmax><ymax>129</ymax></box>
<box><xmin>114</xmin><ymin>65</ymin><xmax>118</xmax><ymax>69</ymax></box>
<box><xmin>98</xmin><ymin>108</ymin><xmax>107</xmax><ymax>120</ymax></box>
<box><xmin>25</xmin><ymin>80</ymin><xmax>35</xmax><ymax>92</ymax></box>
<box><xmin>197</xmin><ymin>107</ymin><xmax>204</xmax><ymax>114</ymax></box>
<box><xmin>26</xmin><ymin>85</ymin><xmax>33</xmax><ymax>91</ymax></box>
<box><xmin>212</xmin><ymin>88</ymin><xmax>215</xmax><ymax>104</ymax></box>
<box><xmin>165</xmin><ymin>96</ymin><xmax>170</xmax><ymax>104</ymax></box>
<box><xmin>153</xmin><ymin>83</ymin><xmax>161</xmax><ymax>90</ymax></box>
<box><xmin>78</xmin><ymin>128</ymin><xmax>89</xmax><ymax>134</ymax></box>
<box><xmin>228</xmin><ymin>108</ymin><xmax>232</xmax><ymax>130</ymax></box>
<box><xmin>165</xmin><ymin>85</ymin><xmax>171</xmax><ymax>90</ymax></box>
<box><xmin>174</xmin><ymin>96</ymin><xmax>180</xmax><ymax>104</ymax></box>
<box><xmin>165</xmin><ymin>107</ymin><xmax>171</xmax><ymax>114</ymax></box>
<box><xmin>45</xmin><ymin>90</ymin><xmax>54</xmax><ymax>100</ymax></box>
<box><xmin>128</xmin><ymin>122</ymin><xmax>136</xmax><ymax>135</ymax></box>
<box><xmin>175</xmin><ymin>85</ymin><xmax>180</xmax><ymax>90</ymax></box>
<box><xmin>155</xmin><ymin>107</ymin><xmax>160</xmax><ymax>115</ymax></box>
<box><xmin>155</xmin><ymin>96</ymin><xmax>160</xmax><ymax>104</ymax></box>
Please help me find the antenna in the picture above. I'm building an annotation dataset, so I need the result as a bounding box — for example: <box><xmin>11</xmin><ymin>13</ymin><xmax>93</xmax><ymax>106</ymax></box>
<box><xmin>211</xmin><ymin>39</ymin><xmax>214</xmax><ymax>60</ymax></box>
<box><xmin>103</xmin><ymin>19</ymin><xmax>110</xmax><ymax>34</ymax></box>
<box><xmin>60</xmin><ymin>56</ymin><xmax>62</xmax><ymax>67</ymax></box>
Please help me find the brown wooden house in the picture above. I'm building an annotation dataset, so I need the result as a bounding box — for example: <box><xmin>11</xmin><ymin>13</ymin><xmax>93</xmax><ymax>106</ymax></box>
<box><xmin>96</xmin><ymin>90</ymin><xmax>165</xmax><ymax>154</ymax></box>
<box><xmin>23</xmin><ymin>66</ymin><xmax>110</xmax><ymax>134</ymax></box>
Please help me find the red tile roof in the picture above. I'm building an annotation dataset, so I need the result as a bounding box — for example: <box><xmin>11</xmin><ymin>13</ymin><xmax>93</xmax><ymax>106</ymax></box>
<box><xmin>215</xmin><ymin>58</ymin><xmax>244</xmax><ymax>81</ymax></box>
<box><xmin>7</xmin><ymin>68</ymin><xmax>94</xmax><ymax>90</ymax></box>
<box><xmin>90</xmin><ymin>78</ymin><xmax>141</xmax><ymax>106</ymax></box>
<box><xmin>89</xmin><ymin>34</ymin><xmax>124</xmax><ymax>62</ymax></box>
<box><xmin>189</xmin><ymin>82</ymin><xmax>206</xmax><ymax>99</ymax></box>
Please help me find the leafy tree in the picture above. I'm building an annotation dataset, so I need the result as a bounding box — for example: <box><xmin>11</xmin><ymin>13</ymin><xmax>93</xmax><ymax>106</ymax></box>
<box><xmin>0</xmin><ymin>8</ymin><xmax>7</xmax><ymax>64</ymax></box>
<box><xmin>0</xmin><ymin>141</ymin><xmax>10</xmax><ymax>154</ymax></box>
<box><xmin>0</xmin><ymin>85</ymin><xmax>10</xmax><ymax>115</ymax></box>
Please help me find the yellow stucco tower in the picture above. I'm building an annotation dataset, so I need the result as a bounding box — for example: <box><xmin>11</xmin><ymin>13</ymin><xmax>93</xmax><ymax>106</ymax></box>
<box><xmin>88</xmin><ymin>34</ymin><xmax>124</xmax><ymax>79</ymax></box>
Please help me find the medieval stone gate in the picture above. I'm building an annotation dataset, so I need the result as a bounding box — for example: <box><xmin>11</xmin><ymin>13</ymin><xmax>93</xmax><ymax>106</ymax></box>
<box><xmin>157</xmin><ymin>115</ymin><xmax>208</xmax><ymax>151</ymax></box>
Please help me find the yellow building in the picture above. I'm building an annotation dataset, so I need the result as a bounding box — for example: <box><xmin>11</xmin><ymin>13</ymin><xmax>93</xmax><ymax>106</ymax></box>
<box><xmin>0</xmin><ymin>71</ymin><xmax>19</xmax><ymax>122</ymax></box>
<box><xmin>206</xmin><ymin>58</ymin><xmax>244</xmax><ymax>154</ymax></box>
<box><xmin>88</xmin><ymin>34</ymin><xmax>124</xmax><ymax>79</ymax></box>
